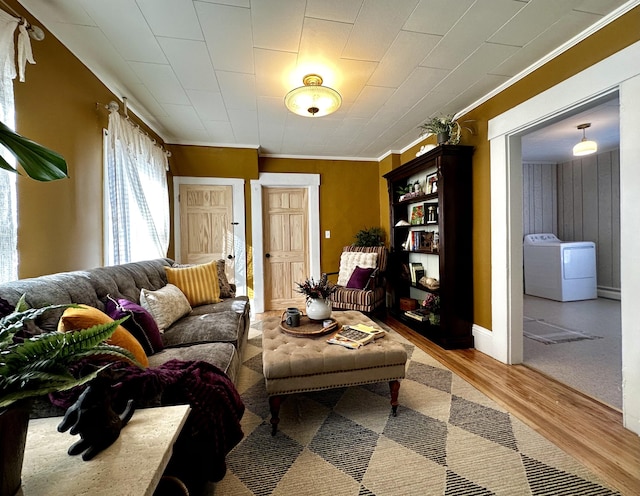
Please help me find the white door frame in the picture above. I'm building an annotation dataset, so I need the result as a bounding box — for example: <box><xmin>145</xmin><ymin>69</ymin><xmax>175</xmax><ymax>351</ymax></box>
<box><xmin>172</xmin><ymin>176</ymin><xmax>247</xmax><ymax>297</ymax></box>
<box><xmin>487</xmin><ymin>41</ymin><xmax>640</xmax><ymax>434</ymax></box>
<box><xmin>250</xmin><ymin>173</ymin><xmax>321</xmax><ymax>313</ymax></box>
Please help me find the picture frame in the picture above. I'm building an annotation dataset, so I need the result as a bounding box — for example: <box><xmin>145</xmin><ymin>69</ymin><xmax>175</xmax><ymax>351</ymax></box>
<box><xmin>410</xmin><ymin>204</ymin><xmax>424</xmax><ymax>225</ymax></box>
<box><xmin>418</xmin><ymin>231</ymin><xmax>434</xmax><ymax>251</ymax></box>
<box><xmin>426</xmin><ymin>173</ymin><xmax>438</xmax><ymax>194</ymax></box>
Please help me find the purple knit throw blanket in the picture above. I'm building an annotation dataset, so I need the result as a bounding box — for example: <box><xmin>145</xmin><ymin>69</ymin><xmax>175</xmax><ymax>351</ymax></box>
<box><xmin>51</xmin><ymin>359</ymin><xmax>245</xmax><ymax>482</ymax></box>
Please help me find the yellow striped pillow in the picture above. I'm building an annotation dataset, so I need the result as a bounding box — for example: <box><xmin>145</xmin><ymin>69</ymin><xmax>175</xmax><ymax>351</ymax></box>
<box><xmin>164</xmin><ymin>260</ymin><xmax>221</xmax><ymax>306</ymax></box>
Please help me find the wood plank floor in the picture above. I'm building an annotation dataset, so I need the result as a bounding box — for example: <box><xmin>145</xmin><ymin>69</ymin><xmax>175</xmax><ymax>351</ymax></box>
<box><xmin>382</xmin><ymin>315</ymin><xmax>640</xmax><ymax>495</ymax></box>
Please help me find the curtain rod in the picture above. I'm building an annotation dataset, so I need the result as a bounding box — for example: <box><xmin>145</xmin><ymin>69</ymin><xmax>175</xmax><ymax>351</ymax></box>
<box><xmin>98</xmin><ymin>98</ymin><xmax>171</xmax><ymax>158</ymax></box>
<box><xmin>0</xmin><ymin>0</ymin><xmax>45</xmax><ymax>40</ymax></box>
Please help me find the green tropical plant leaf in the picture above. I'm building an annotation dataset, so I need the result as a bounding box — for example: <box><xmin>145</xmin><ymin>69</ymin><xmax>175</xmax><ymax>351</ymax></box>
<box><xmin>0</xmin><ymin>120</ymin><xmax>68</xmax><ymax>181</ymax></box>
<box><xmin>0</xmin><ymin>300</ymin><xmax>141</xmax><ymax>409</ymax></box>
<box><xmin>0</xmin><ymin>364</ymin><xmax>111</xmax><ymax>409</ymax></box>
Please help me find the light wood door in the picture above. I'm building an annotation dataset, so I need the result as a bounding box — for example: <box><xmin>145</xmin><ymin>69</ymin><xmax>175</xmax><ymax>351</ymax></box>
<box><xmin>179</xmin><ymin>184</ymin><xmax>235</xmax><ymax>280</ymax></box>
<box><xmin>263</xmin><ymin>187</ymin><xmax>308</xmax><ymax>310</ymax></box>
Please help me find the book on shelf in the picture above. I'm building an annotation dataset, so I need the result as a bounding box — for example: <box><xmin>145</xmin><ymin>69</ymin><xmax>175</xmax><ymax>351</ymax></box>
<box><xmin>327</xmin><ymin>323</ymin><xmax>386</xmax><ymax>349</ymax></box>
<box><xmin>404</xmin><ymin>308</ymin><xmax>430</xmax><ymax>322</ymax></box>
<box><xmin>409</xmin><ymin>262</ymin><xmax>424</xmax><ymax>284</ymax></box>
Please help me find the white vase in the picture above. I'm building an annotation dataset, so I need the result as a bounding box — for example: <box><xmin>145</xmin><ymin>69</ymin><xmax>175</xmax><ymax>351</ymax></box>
<box><xmin>306</xmin><ymin>298</ymin><xmax>332</xmax><ymax>320</ymax></box>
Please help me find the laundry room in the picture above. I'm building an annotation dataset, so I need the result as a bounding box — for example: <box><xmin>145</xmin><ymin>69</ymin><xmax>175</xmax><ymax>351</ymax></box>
<box><xmin>520</xmin><ymin>95</ymin><xmax>622</xmax><ymax>409</ymax></box>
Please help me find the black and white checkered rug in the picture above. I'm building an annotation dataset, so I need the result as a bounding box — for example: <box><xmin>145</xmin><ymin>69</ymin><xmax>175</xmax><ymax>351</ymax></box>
<box><xmin>213</xmin><ymin>320</ymin><xmax>619</xmax><ymax>495</ymax></box>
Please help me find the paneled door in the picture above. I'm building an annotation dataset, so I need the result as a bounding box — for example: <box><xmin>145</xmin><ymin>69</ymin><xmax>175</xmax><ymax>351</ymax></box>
<box><xmin>179</xmin><ymin>184</ymin><xmax>235</xmax><ymax>281</ymax></box>
<box><xmin>263</xmin><ymin>187</ymin><xmax>308</xmax><ymax>310</ymax></box>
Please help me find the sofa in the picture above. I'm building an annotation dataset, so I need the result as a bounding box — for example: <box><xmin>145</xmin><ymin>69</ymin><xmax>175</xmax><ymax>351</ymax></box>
<box><xmin>0</xmin><ymin>257</ymin><xmax>250</xmax><ymax>385</ymax></box>
<box><xmin>0</xmin><ymin>257</ymin><xmax>250</xmax><ymax>490</ymax></box>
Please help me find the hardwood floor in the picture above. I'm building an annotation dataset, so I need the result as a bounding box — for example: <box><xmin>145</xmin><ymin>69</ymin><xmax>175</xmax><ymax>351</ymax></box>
<box><xmin>383</xmin><ymin>315</ymin><xmax>640</xmax><ymax>495</ymax></box>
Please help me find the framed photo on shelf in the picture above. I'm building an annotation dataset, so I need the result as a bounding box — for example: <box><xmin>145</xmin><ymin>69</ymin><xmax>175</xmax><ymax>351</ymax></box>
<box><xmin>426</xmin><ymin>173</ymin><xmax>438</xmax><ymax>194</ymax></box>
<box><xmin>419</xmin><ymin>231</ymin><xmax>434</xmax><ymax>251</ymax></box>
<box><xmin>410</xmin><ymin>204</ymin><xmax>425</xmax><ymax>225</ymax></box>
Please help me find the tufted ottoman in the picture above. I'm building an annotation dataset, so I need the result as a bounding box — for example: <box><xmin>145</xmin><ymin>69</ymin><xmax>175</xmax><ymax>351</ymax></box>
<box><xmin>262</xmin><ymin>310</ymin><xmax>407</xmax><ymax>435</ymax></box>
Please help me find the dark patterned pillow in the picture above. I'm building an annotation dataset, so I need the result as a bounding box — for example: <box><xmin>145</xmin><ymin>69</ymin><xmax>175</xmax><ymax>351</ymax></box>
<box><xmin>215</xmin><ymin>259</ymin><xmax>235</xmax><ymax>298</ymax></box>
<box><xmin>105</xmin><ymin>295</ymin><xmax>164</xmax><ymax>355</ymax></box>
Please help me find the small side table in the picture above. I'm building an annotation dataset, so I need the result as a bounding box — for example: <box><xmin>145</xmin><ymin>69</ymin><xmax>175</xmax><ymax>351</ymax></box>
<box><xmin>18</xmin><ymin>404</ymin><xmax>190</xmax><ymax>496</ymax></box>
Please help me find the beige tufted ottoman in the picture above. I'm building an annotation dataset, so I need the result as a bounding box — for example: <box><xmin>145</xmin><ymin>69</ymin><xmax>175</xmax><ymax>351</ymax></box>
<box><xmin>262</xmin><ymin>310</ymin><xmax>407</xmax><ymax>435</ymax></box>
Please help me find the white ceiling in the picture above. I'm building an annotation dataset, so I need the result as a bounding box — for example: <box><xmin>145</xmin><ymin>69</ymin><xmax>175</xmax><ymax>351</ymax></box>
<box><xmin>521</xmin><ymin>95</ymin><xmax>620</xmax><ymax>163</ymax></box>
<box><xmin>17</xmin><ymin>0</ymin><xmax>633</xmax><ymax>160</ymax></box>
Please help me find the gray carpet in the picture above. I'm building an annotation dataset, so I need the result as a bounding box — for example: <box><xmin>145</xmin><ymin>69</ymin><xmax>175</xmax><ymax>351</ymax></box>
<box><xmin>212</xmin><ymin>320</ymin><xmax>619</xmax><ymax>495</ymax></box>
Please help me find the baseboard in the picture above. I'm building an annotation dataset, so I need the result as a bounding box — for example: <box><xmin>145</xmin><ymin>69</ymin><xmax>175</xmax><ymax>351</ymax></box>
<box><xmin>598</xmin><ymin>287</ymin><xmax>621</xmax><ymax>300</ymax></box>
<box><xmin>472</xmin><ymin>323</ymin><xmax>493</xmax><ymax>357</ymax></box>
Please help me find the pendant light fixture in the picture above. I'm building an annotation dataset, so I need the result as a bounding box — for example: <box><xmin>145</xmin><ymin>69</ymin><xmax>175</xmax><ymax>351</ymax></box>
<box><xmin>572</xmin><ymin>123</ymin><xmax>598</xmax><ymax>156</ymax></box>
<box><xmin>284</xmin><ymin>74</ymin><xmax>342</xmax><ymax>117</ymax></box>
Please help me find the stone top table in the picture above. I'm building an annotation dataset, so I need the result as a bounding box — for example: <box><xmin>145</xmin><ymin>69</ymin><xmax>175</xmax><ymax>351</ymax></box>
<box><xmin>18</xmin><ymin>404</ymin><xmax>190</xmax><ymax>496</ymax></box>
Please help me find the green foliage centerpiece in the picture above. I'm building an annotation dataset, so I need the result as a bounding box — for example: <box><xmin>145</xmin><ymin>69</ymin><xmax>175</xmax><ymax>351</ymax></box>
<box><xmin>418</xmin><ymin>114</ymin><xmax>461</xmax><ymax>145</ymax></box>
<box><xmin>295</xmin><ymin>275</ymin><xmax>337</xmax><ymax>321</ymax></box>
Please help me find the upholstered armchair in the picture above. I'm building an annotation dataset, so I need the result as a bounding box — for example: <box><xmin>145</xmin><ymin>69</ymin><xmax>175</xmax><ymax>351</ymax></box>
<box><xmin>324</xmin><ymin>245</ymin><xmax>388</xmax><ymax>314</ymax></box>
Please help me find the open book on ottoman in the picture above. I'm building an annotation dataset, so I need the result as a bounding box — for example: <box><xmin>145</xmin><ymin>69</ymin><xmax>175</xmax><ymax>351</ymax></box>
<box><xmin>327</xmin><ymin>323</ymin><xmax>386</xmax><ymax>349</ymax></box>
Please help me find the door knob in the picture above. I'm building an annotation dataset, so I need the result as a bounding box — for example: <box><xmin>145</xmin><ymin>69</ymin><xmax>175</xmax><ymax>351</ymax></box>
<box><xmin>227</xmin><ymin>254</ymin><xmax>234</xmax><ymax>259</ymax></box>
<box><xmin>265</xmin><ymin>253</ymin><xmax>271</xmax><ymax>258</ymax></box>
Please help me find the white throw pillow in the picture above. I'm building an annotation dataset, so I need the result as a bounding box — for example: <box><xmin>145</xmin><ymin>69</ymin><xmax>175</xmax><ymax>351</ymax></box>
<box><xmin>139</xmin><ymin>284</ymin><xmax>192</xmax><ymax>332</ymax></box>
<box><xmin>337</xmin><ymin>252</ymin><xmax>378</xmax><ymax>286</ymax></box>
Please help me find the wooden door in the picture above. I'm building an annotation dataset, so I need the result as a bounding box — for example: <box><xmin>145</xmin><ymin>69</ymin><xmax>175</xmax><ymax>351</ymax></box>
<box><xmin>263</xmin><ymin>187</ymin><xmax>308</xmax><ymax>310</ymax></box>
<box><xmin>179</xmin><ymin>184</ymin><xmax>235</xmax><ymax>281</ymax></box>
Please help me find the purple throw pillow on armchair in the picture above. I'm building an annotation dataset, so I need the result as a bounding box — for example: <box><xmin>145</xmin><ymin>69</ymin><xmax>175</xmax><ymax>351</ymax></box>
<box><xmin>346</xmin><ymin>266</ymin><xmax>376</xmax><ymax>290</ymax></box>
<box><xmin>105</xmin><ymin>296</ymin><xmax>164</xmax><ymax>355</ymax></box>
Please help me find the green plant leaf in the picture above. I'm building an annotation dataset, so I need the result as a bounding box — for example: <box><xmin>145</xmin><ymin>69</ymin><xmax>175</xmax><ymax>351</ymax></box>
<box><xmin>0</xmin><ymin>120</ymin><xmax>68</xmax><ymax>181</ymax></box>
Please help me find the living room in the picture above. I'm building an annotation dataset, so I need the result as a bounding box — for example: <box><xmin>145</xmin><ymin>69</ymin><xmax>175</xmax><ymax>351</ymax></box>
<box><xmin>1</xmin><ymin>0</ymin><xmax>640</xmax><ymax>494</ymax></box>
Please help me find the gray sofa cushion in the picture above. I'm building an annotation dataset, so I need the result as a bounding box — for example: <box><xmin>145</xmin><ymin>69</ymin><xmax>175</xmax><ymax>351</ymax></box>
<box><xmin>147</xmin><ymin>342</ymin><xmax>239</xmax><ymax>383</ymax></box>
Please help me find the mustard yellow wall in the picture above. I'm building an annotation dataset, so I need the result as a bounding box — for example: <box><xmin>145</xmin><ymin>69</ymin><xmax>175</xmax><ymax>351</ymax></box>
<box><xmin>165</xmin><ymin>144</ymin><xmax>259</xmax><ymax>293</ymax></box>
<box><xmin>8</xmin><ymin>1</ymin><xmax>153</xmax><ymax>277</ymax></box>
<box><xmin>260</xmin><ymin>157</ymin><xmax>381</xmax><ymax>277</ymax></box>
<box><xmin>456</xmin><ymin>7</ymin><xmax>640</xmax><ymax>330</ymax></box>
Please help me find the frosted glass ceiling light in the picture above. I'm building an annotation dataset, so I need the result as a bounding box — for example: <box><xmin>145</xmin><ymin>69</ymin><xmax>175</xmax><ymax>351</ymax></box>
<box><xmin>284</xmin><ymin>74</ymin><xmax>342</xmax><ymax>117</ymax></box>
<box><xmin>572</xmin><ymin>123</ymin><xmax>598</xmax><ymax>156</ymax></box>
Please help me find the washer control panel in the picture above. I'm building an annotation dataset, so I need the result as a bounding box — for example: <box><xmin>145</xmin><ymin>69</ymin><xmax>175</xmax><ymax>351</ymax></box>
<box><xmin>523</xmin><ymin>233</ymin><xmax>560</xmax><ymax>244</ymax></box>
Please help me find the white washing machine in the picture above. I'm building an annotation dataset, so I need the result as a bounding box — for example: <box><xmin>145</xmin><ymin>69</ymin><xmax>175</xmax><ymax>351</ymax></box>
<box><xmin>523</xmin><ymin>233</ymin><xmax>597</xmax><ymax>302</ymax></box>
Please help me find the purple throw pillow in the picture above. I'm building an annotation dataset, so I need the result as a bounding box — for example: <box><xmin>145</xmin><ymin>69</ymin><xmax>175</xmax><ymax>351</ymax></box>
<box><xmin>346</xmin><ymin>266</ymin><xmax>375</xmax><ymax>290</ymax></box>
<box><xmin>105</xmin><ymin>296</ymin><xmax>164</xmax><ymax>355</ymax></box>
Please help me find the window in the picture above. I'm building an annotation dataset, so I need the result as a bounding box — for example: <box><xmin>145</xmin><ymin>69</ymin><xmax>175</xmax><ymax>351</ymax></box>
<box><xmin>103</xmin><ymin>111</ymin><xmax>169</xmax><ymax>266</ymax></box>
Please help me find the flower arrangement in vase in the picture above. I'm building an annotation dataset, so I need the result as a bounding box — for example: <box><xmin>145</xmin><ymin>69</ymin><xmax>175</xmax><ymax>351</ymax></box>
<box><xmin>294</xmin><ymin>275</ymin><xmax>337</xmax><ymax>320</ymax></box>
<box><xmin>422</xmin><ymin>293</ymin><xmax>441</xmax><ymax>325</ymax></box>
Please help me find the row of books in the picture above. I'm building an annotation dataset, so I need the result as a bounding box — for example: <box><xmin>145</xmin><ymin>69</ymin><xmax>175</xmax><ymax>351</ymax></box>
<box><xmin>404</xmin><ymin>231</ymin><xmax>435</xmax><ymax>252</ymax></box>
<box><xmin>409</xmin><ymin>262</ymin><xmax>424</xmax><ymax>284</ymax></box>
<box><xmin>404</xmin><ymin>308</ymin><xmax>431</xmax><ymax>322</ymax></box>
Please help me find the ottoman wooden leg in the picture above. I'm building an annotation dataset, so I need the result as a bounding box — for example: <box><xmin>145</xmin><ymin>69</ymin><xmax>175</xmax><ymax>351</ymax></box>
<box><xmin>389</xmin><ymin>380</ymin><xmax>400</xmax><ymax>416</ymax></box>
<box><xmin>268</xmin><ymin>395</ymin><xmax>285</xmax><ymax>435</ymax></box>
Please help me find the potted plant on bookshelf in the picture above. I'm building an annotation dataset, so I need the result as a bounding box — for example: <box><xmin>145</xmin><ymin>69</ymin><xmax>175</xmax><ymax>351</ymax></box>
<box><xmin>422</xmin><ymin>293</ymin><xmax>441</xmax><ymax>325</ymax></box>
<box><xmin>418</xmin><ymin>114</ymin><xmax>461</xmax><ymax>145</ymax></box>
<box><xmin>0</xmin><ymin>296</ymin><xmax>136</xmax><ymax>496</ymax></box>
<box><xmin>294</xmin><ymin>275</ymin><xmax>337</xmax><ymax>320</ymax></box>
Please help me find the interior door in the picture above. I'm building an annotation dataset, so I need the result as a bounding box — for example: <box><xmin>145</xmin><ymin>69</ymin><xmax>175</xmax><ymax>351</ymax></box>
<box><xmin>179</xmin><ymin>184</ymin><xmax>235</xmax><ymax>281</ymax></box>
<box><xmin>263</xmin><ymin>187</ymin><xmax>308</xmax><ymax>310</ymax></box>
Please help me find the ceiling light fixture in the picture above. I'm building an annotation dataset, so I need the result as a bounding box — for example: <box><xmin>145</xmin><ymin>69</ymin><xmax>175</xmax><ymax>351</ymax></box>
<box><xmin>572</xmin><ymin>123</ymin><xmax>598</xmax><ymax>156</ymax></box>
<box><xmin>284</xmin><ymin>74</ymin><xmax>342</xmax><ymax>117</ymax></box>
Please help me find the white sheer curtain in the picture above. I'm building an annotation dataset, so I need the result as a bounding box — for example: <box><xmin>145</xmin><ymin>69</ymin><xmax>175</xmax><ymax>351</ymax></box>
<box><xmin>105</xmin><ymin>110</ymin><xmax>170</xmax><ymax>265</ymax></box>
<box><xmin>0</xmin><ymin>9</ymin><xmax>35</xmax><ymax>282</ymax></box>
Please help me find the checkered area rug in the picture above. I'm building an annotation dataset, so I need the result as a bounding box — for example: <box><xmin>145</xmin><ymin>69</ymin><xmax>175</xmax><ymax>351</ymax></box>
<box><xmin>212</xmin><ymin>320</ymin><xmax>619</xmax><ymax>495</ymax></box>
